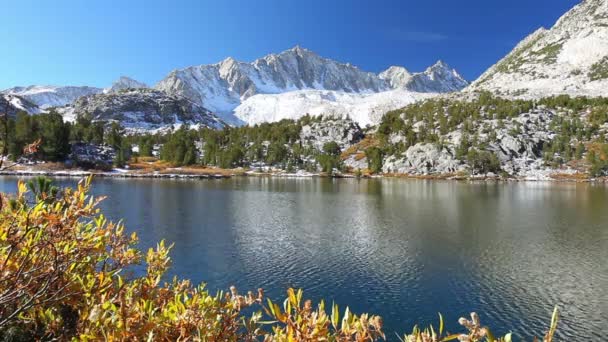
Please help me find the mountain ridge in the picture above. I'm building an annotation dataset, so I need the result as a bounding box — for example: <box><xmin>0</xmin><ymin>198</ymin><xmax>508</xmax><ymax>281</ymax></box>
<box><xmin>467</xmin><ymin>0</ymin><xmax>608</xmax><ymax>97</ymax></box>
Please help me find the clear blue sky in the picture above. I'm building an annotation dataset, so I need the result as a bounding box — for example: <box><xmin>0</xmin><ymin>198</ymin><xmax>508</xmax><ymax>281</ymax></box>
<box><xmin>1</xmin><ymin>0</ymin><xmax>580</xmax><ymax>89</ymax></box>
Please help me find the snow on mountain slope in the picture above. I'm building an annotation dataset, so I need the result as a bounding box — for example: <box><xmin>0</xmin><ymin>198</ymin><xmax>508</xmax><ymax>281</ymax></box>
<box><xmin>104</xmin><ymin>76</ymin><xmax>148</xmax><ymax>93</ymax></box>
<box><xmin>234</xmin><ymin>89</ymin><xmax>435</xmax><ymax>127</ymax></box>
<box><xmin>1</xmin><ymin>85</ymin><xmax>103</xmax><ymax>108</ymax></box>
<box><xmin>468</xmin><ymin>0</ymin><xmax>608</xmax><ymax>98</ymax></box>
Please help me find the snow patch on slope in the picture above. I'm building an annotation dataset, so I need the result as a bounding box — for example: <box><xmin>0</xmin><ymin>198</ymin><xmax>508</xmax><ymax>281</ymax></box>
<box><xmin>234</xmin><ymin>89</ymin><xmax>435</xmax><ymax>127</ymax></box>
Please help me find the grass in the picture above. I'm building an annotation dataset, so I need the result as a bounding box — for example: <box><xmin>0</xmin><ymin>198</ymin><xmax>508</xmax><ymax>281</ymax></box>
<box><xmin>549</xmin><ymin>172</ymin><xmax>590</xmax><ymax>181</ymax></box>
<box><xmin>493</xmin><ymin>33</ymin><xmax>546</xmax><ymax>74</ymax></box>
<box><xmin>128</xmin><ymin>157</ymin><xmax>244</xmax><ymax>176</ymax></box>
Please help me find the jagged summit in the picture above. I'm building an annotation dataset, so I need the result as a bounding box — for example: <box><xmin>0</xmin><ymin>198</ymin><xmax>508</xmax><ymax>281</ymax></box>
<box><xmin>379</xmin><ymin>60</ymin><xmax>468</xmax><ymax>92</ymax></box>
<box><xmin>378</xmin><ymin>66</ymin><xmax>413</xmax><ymax>88</ymax></box>
<box><xmin>468</xmin><ymin>0</ymin><xmax>608</xmax><ymax>97</ymax></box>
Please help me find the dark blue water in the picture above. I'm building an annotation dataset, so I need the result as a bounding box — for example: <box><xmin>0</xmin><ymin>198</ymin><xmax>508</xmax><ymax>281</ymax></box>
<box><xmin>1</xmin><ymin>176</ymin><xmax>607</xmax><ymax>340</ymax></box>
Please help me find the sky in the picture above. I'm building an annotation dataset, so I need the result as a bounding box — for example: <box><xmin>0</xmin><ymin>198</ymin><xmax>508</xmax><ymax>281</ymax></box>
<box><xmin>0</xmin><ymin>0</ymin><xmax>581</xmax><ymax>89</ymax></box>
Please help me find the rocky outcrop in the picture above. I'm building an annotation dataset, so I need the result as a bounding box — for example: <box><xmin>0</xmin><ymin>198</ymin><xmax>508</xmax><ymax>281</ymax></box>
<box><xmin>299</xmin><ymin>116</ymin><xmax>364</xmax><ymax>151</ymax></box>
<box><xmin>380</xmin><ymin>108</ymin><xmax>559</xmax><ymax>177</ymax></box>
<box><xmin>486</xmin><ymin>111</ymin><xmax>555</xmax><ymax>175</ymax></box>
<box><xmin>68</xmin><ymin>143</ymin><xmax>116</xmax><ymax>170</ymax></box>
<box><xmin>382</xmin><ymin>143</ymin><xmax>465</xmax><ymax>175</ymax></box>
<box><xmin>69</xmin><ymin>89</ymin><xmax>226</xmax><ymax>132</ymax></box>
<box><xmin>343</xmin><ymin>155</ymin><xmax>368</xmax><ymax>170</ymax></box>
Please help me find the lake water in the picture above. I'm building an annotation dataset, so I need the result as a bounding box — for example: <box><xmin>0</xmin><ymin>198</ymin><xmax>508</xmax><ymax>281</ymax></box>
<box><xmin>0</xmin><ymin>176</ymin><xmax>606</xmax><ymax>340</ymax></box>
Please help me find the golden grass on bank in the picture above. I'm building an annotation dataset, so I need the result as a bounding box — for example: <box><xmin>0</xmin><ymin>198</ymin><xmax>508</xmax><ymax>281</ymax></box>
<box><xmin>341</xmin><ymin>135</ymin><xmax>381</xmax><ymax>161</ymax></box>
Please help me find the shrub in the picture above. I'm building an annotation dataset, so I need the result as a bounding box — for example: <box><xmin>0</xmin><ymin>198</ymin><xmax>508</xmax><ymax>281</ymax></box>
<box><xmin>467</xmin><ymin>149</ymin><xmax>502</xmax><ymax>174</ymax></box>
<box><xmin>365</xmin><ymin>147</ymin><xmax>384</xmax><ymax>174</ymax></box>
<box><xmin>0</xmin><ymin>177</ymin><xmax>561</xmax><ymax>341</ymax></box>
<box><xmin>588</xmin><ymin>56</ymin><xmax>608</xmax><ymax>81</ymax></box>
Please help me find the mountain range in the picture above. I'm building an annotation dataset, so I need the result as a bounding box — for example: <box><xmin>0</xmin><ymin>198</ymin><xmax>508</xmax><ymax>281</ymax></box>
<box><xmin>0</xmin><ymin>50</ymin><xmax>468</xmax><ymax>129</ymax></box>
<box><xmin>2</xmin><ymin>0</ymin><xmax>607</xmax><ymax>131</ymax></box>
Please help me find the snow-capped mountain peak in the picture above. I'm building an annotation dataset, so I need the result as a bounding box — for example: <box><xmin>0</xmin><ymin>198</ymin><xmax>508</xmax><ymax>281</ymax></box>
<box><xmin>378</xmin><ymin>66</ymin><xmax>413</xmax><ymax>88</ymax></box>
<box><xmin>424</xmin><ymin>60</ymin><xmax>467</xmax><ymax>84</ymax></box>
<box><xmin>379</xmin><ymin>60</ymin><xmax>468</xmax><ymax>92</ymax></box>
<box><xmin>429</xmin><ymin>60</ymin><xmax>449</xmax><ymax>69</ymax></box>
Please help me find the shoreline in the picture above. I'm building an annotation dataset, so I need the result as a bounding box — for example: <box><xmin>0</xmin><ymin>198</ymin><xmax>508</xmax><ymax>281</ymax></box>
<box><xmin>0</xmin><ymin>169</ymin><xmax>231</xmax><ymax>179</ymax></box>
<box><xmin>0</xmin><ymin>168</ymin><xmax>605</xmax><ymax>183</ymax></box>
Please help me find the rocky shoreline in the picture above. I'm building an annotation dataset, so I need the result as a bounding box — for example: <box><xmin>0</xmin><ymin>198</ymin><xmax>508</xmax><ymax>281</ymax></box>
<box><xmin>1</xmin><ymin>168</ymin><xmax>604</xmax><ymax>183</ymax></box>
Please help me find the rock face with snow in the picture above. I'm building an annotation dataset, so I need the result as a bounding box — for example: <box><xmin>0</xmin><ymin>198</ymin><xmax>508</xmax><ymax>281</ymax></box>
<box><xmin>156</xmin><ymin>47</ymin><xmax>386</xmax><ymax>112</ymax></box>
<box><xmin>1</xmin><ymin>85</ymin><xmax>103</xmax><ymax>108</ymax></box>
<box><xmin>104</xmin><ymin>76</ymin><xmax>148</xmax><ymax>93</ymax></box>
<box><xmin>299</xmin><ymin>116</ymin><xmax>364</xmax><ymax>151</ymax></box>
<box><xmin>69</xmin><ymin>89</ymin><xmax>226</xmax><ymax>132</ymax></box>
<box><xmin>156</xmin><ymin>46</ymin><xmax>468</xmax><ymax>124</ymax></box>
<box><xmin>379</xmin><ymin>61</ymin><xmax>469</xmax><ymax>93</ymax></box>
<box><xmin>468</xmin><ymin>0</ymin><xmax>608</xmax><ymax>98</ymax></box>
<box><xmin>0</xmin><ymin>94</ymin><xmax>41</xmax><ymax>116</ymax></box>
